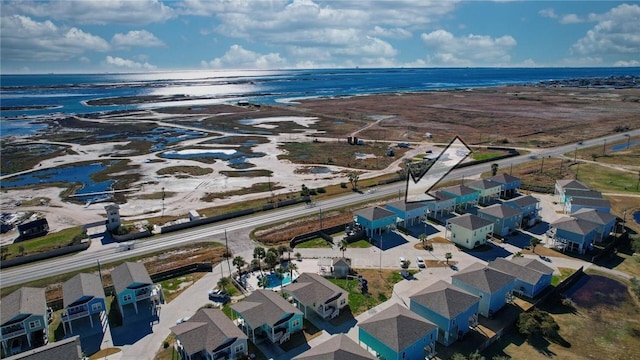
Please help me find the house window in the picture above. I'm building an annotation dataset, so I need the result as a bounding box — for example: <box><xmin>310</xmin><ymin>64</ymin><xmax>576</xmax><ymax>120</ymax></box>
<box><xmin>29</xmin><ymin>320</ymin><xmax>41</xmax><ymax>329</ymax></box>
<box><xmin>339</xmin><ymin>299</ymin><xmax>346</xmax><ymax>306</ymax></box>
<box><xmin>235</xmin><ymin>344</ymin><xmax>244</xmax><ymax>353</ymax></box>
<box><xmin>92</xmin><ymin>303</ymin><xmax>103</xmax><ymax>312</ymax></box>
<box><xmin>123</xmin><ymin>294</ymin><xmax>132</xmax><ymax>302</ymax></box>
<box><xmin>292</xmin><ymin>319</ymin><xmax>300</xmax><ymax>327</ymax></box>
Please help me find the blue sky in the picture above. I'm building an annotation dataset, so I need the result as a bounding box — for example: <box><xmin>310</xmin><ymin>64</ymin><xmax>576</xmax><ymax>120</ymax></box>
<box><xmin>1</xmin><ymin>0</ymin><xmax>638</xmax><ymax>73</ymax></box>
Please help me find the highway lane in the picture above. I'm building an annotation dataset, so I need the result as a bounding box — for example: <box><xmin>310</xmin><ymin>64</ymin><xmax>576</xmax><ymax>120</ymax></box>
<box><xmin>2</xmin><ymin>130</ymin><xmax>638</xmax><ymax>288</ymax></box>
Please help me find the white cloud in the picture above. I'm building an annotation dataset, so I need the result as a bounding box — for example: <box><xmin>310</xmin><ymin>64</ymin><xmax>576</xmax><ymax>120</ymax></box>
<box><xmin>421</xmin><ymin>29</ymin><xmax>517</xmax><ymax>66</ymax></box>
<box><xmin>112</xmin><ymin>30</ymin><xmax>164</xmax><ymax>48</ymax></box>
<box><xmin>6</xmin><ymin>0</ymin><xmax>175</xmax><ymax>25</ymax></box>
<box><xmin>538</xmin><ymin>8</ymin><xmax>557</xmax><ymax>19</ymax></box>
<box><xmin>369</xmin><ymin>26</ymin><xmax>412</xmax><ymax>39</ymax></box>
<box><xmin>0</xmin><ymin>15</ymin><xmax>109</xmax><ymax>61</ymax></box>
<box><xmin>560</xmin><ymin>14</ymin><xmax>584</xmax><ymax>24</ymax></box>
<box><xmin>201</xmin><ymin>45</ymin><xmax>286</xmax><ymax>69</ymax></box>
<box><xmin>614</xmin><ymin>60</ymin><xmax>640</xmax><ymax>67</ymax></box>
<box><xmin>105</xmin><ymin>55</ymin><xmax>157</xmax><ymax>70</ymax></box>
<box><xmin>571</xmin><ymin>4</ymin><xmax>640</xmax><ymax>56</ymax></box>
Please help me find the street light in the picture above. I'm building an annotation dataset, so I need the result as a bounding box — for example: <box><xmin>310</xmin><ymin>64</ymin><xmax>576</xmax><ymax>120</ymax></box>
<box><xmin>626</xmin><ymin>134</ymin><xmax>631</xmax><ymax>150</ymax></box>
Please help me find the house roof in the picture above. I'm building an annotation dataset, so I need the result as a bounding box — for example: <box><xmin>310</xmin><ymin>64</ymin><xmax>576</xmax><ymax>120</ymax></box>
<box><xmin>551</xmin><ymin>217</ymin><xmax>599</xmax><ymax>236</ymax></box>
<box><xmin>571</xmin><ymin>208</ymin><xmax>617</xmax><ymax>225</ymax></box>
<box><xmin>332</xmin><ymin>258</ymin><xmax>351</xmax><ymax>267</ymax></box>
<box><xmin>478</xmin><ymin>204</ymin><xmax>522</xmax><ymax>219</ymax></box>
<box><xmin>489</xmin><ymin>173</ymin><xmax>520</xmax><ymax>185</ymax></box>
<box><xmin>111</xmin><ymin>262</ymin><xmax>152</xmax><ymax>295</ymax></box>
<box><xmin>386</xmin><ymin>200</ymin><xmax>428</xmax><ymax>212</ymax></box>
<box><xmin>440</xmin><ymin>184</ymin><xmax>478</xmax><ymax>197</ymax></box>
<box><xmin>433</xmin><ymin>191</ymin><xmax>454</xmax><ymax>201</ymax></box>
<box><xmin>447</xmin><ymin>214</ymin><xmax>494</xmax><ymax>231</ymax></box>
<box><xmin>63</xmin><ymin>273</ymin><xmax>105</xmax><ymax>308</ymax></box>
<box><xmin>4</xmin><ymin>335</ymin><xmax>82</xmax><ymax>360</ymax></box>
<box><xmin>565</xmin><ymin>189</ymin><xmax>602</xmax><ymax>199</ymax></box>
<box><xmin>1</xmin><ymin>287</ymin><xmax>46</xmax><ymax>325</ymax></box>
<box><xmin>358</xmin><ymin>303</ymin><xmax>437</xmax><ymax>352</ymax></box>
<box><xmin>354</xmin><ymin>207</ymin><xmax>396</xmax><ymax>221</ymax></box>
<box><xmin>488</xmin><ymin>258</ymin><xmax>552</xmax><ymax>285</ymax></box>
<box><xmin>467</xmin><ymin>179</ymin><xmax>502</xmax><ymax>191</ymax></box>
<box><xmin>284</xmin><ymin>272</ymin><xmax>344</xmax><ymax>307</ymax></box>
<box><xmin>292</xmin><ymin>334</ymin><xmax>375</xmax><ymax>360</ymax></box>
<box><xmin>17</xmin><ymin>218</ymin><xmax>48</xmax><ymax>232</ymax></box>
<box><xmin>410</xmin><ymin>280</ymin><xmax>480</xmax><ymax>319</ymax></box>
<box><xmin>505</xmin><ymin>195</ymin><xmax>539</xmax><ymax>208</ymax></box>
<box><xmin>170</xmin><ymin>308</ymin><xmax>247</xmax><ymax>356</ymax></box>
<box><xmin>568</xmin><ymin>197</ymin><xmax>611</xmax><ymax>209</ymax></box>
<box><xmin>231</xmin><ymin>289</ymin><xmax>302</xmax><ymax>329</ymax></box>
<box><xmin>452</xmin><ymin>263</ymin><xmax>516</xmax><ymax>293</ymax></box>
<box><xmin>556</xmin><ymin>179</ymin><xmax>589</xmax><ymax>191</ymax></box>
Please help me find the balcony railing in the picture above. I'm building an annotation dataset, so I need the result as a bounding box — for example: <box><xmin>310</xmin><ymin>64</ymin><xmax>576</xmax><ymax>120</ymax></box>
<box><xmin>61</xmin><ymin>309</ymin><xmax>89</xmax><ymax>322</ymax></box>
<box><xmin>135</xmin><ymin>290</ymin><xmax>151</xmax><ymax>301</ymax></box>
<box><xmin>1</xmin><ymin>326</ymin><xmax>26</xmax><ymax>339</ymax></box>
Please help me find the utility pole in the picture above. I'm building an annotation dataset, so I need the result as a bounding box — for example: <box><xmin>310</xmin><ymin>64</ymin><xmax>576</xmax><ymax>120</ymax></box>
<box><xmin>540</xmin><ymin>157</ymin><xmax>544</xmax><ymax>174</ymax></box>
<box><xmin>161</xmin><ymin>187</ymin><xmax>165</xmax><ymax>217</ymax></box>
<box><xmin>574</xmin><ymin>147</ymin><xmax>578</xmax><ymax>162</ymax></box>
<box><xmin>225</xmin><ymin>229</ymin><xmax>232</xmax><ymax>276</ymax></box>
<box><xmin>319</xmin><ymin>208</ymin><xmax>323</xmax><ymax>230</ymax></box>
<box><xmin>602</xmin><ymin>139</ymin><xmax>607</xmax><ymax>156</ymax></box>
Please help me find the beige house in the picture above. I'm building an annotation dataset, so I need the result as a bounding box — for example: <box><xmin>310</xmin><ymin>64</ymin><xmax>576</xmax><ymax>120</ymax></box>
<box><xmin>446</xmin><ymin>214</ymin><xmax>494</xmax><ymax>249</ymax></box>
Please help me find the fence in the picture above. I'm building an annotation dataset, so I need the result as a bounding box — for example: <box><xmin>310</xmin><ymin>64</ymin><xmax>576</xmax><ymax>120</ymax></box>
<box><xmin>1</xmin><ymin>241</ymin><xmax>91</xmax><ymax>269</ymax></box>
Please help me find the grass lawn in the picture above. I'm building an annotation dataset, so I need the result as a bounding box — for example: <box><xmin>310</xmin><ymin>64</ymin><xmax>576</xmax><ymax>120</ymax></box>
<box><xmin>1</xmin><ymin>226</ymin><xmax>85</xmax><ymax>260</ymax></box>
<box><xmin>566</xmin><ymin>136</ymin><xmax>640</xmax><ymax>166</ymax></box>
<box><xmin>570</xmin><ymin>162</ymin><xmax>640</xmax><ymax>193</ymax></box>
<box><xmin>328</xmin><ymin>268</ymin><xmax>405</xmax><ymax>315</ymax></box>
<box><xmin>347</xmin><ymin>239</ymin><xmax>371</xmax><ymax>248</ymax></box>
<box><xmin>91</xmin><ymin>348</ymin><xmax>122</xmax><ymax>360</ymax></box>
<box><xmin>295</xmin><ymin>238</ymin><xmax>333</xmax><ymax>248</ymax></box>
<box><xmin>161</xmin><ymin>272</ymin><xmax>208</xmax><ymax>303</ymax></box>
<box><xmin>551</xmin><ymin>267</ymin><xmax>576</xmax><ymax>286</ymax></box>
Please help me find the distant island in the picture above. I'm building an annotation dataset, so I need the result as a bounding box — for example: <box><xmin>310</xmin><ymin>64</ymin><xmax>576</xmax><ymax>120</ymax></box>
<box><xmin>533</xmin><ymin>75</ymin><xmax>639</xmax><ymax>89</ymax></box>
<box><xmin>1</xmin><ymin>105</ymin><xmax>61</xmax><ymax>111</ymax></box>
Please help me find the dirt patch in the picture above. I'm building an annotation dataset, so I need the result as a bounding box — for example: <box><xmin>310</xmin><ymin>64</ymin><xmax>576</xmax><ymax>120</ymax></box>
<box><xmin>255</xmin><ymin>211</ymin><xmax>354</xmax><ymax>245</ymax></box>
<box><xmin>564</xmin><ymin>274</ymin><xmax>630</xmax><ymax>309</ymax></box>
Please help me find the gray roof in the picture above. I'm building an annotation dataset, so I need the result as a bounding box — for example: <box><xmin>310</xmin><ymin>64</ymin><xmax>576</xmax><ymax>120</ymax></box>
<box><xmin>551</xmin><ymin>217</ymin><xmax>599</xmax><ymax>235</ymax></box>
<box><xmin>441</xmin><ymin>184</ymin><xmax>478</xmax><ymax>197</ymax></box>
<box><xmin>354</xmin><ymin>207</ymin><xmax>396</xmax><ymax>221</ymax></box>
<box><xmin>453</xmin><ymin>263</ymin><xmax>516</xmax><ymax>293</ymax></box>
<box><xmin>4</xmin><ymin>335</ymin><xmax>82</xmax><ymax>360</ymax></box>
<box><xmin>556</xmin><ymin>179</ymin><xmax>589</xmax><ymax>191</ymax></box>
<box><xmin>284</xmin><ymin>272</ymin><xmax>344</xmax><ymax>307</ymax></box>
<box><xmin>433</xmin><ymin>191</ymin><xmax>454</xmax><ymax>201</ymax></box>
<box><xmin>489</xmin><ymin>173</ymin><xmax>520</xmax><ymax>185</ymax></box>
<box><xmin>488</xmin><ymin>257</ymin><xmax>552</xmax><ymax>285</ymax></box>
<box><xmin>358</xmin><ymin>303</ymin><xmax>437</xmax><ymax>352</ymax></box>
<box><xmin>292</xmin><ymin>334</ymin><xmax>375</xmax><ymax>360</ymax></box>
<box><xmin>568</xmin><ymin>197</ymin><xmax>611</xmax><ymax>209</ymax></box>
<box><xmin>478</xmin><ymin>204</ymin><xmax>522</xmax><ymax>219</ymax></box>
<box><xmin>111</xmin><ymin>262</ymin><xmax>152</xmax><ymax>295</ymax></box>
<box><xmin>1</xmin><ymin>287</ymin><xmax>46</xmax><ymax>325</ymax></box>
<box><xmin>332</xmin><ymin>258</ymin><xmax>351</xmax><ymax>267</ymax></box>
<box><xmin>170</xmin><ymin>308</ymin><xmax>247</xmax><ymax>356</ymax></box>
<box><xmin>565</xmin><ymin>189</ymin><xmax>602</xmax><ymax>199</ymax></box>
<box><xmin>63</xmin><ymin>273</ymin><xmax>105</xmax><ymax>308</ymax></box>
<box><xmin>572</xmin><ymin>208</ymin><xmax>616</xmax><ymax>225</ymax></box>
<box><xmin>467</xmin><ymin>179</ymin><xmax>502</xmax><ymax>191</ymax></box>
<box><xmin>410</xmin><ymin>280</ymin><xmax>480</xmax><ymax>319</ymax></box>
<box><xmin>386</xmin><ymin>200</ymin><xmax>428</xmax><ymax>212</ymax></box>
<box><xmin>505</xmin><ymin>195</ymin><xmax>539</xmax><ymax>208</ymax></box>
<box><xmin>231</xmin><ymin>289</ymin><xmax>302</xmax><ymax>329</ymax></box>
<box><xmin>447</xmin><ymin>214</ymin><xmax>494</xmax><ymax>231</ymax></box>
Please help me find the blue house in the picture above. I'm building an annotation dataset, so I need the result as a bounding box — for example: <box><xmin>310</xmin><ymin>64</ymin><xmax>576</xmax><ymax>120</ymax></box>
<box><xmin>566</xmin><ymin>197</ymin><xmax>611</xmax><ymax>214</ymax></box>
<box><xmin>489</xmin><ymin>174</ymin><xmax>521</xmax><ymax>199</ymax></box>
<box><xmin>571</xmin><ymin>208</ymin><xmax>616</xmax><ymax>243</ymax></box>
<box><xmin>231</xmin><ymin>289</ymin><xmax>303</xmax><ymax>345</ymax></box>
<box><xmin>439</xmin><ymin>185</ymin><xmax>479</xmax><ymax>210</ymax></box>
<box><xmin>171</xmin><ymin>308</ymin><xmax>248</xmax><ymax>360</ymax></box>
<box><xmin>61</xmin><ymin>273</ymin><xmax>106</xmax><ymax>336</ymax></box>
<box><xmin>385</xmin><ymin>200</ymin><xmax>429</xmax><ymax>227</ymax></box>
<box><xmin>112</xmin><ymin>262</ymin><xmax>160</xmax><ymax>318</ymax></box>
<box><xmin>477</xmin><ymin>204</ymin><xmax>522</xmax><ymax>237</ymax></box>
<box><xmin>467</xmin><ymin>179</ymin><xmax>502</xmax><ymax>205</ymax></box>
<box><xmin>425</xmin><ymin>191</ymin><xmax>456</xmax><ymax>218</ymax></box>
<box><xmin>1</xmin><ymin>287</ymin><xmax>49</xmax><ymax>357</ymax></box>
<box><xmin>409</xmin><ymin>280</ymin><xmax>480</xmax><ymax>346</ymax></box>
<box><xmin>548</xmin><ymin>217</ymin><xmax>598</xmax><ymax>254</ymax></box>
<box><xmin>451</xmin><ymin>263</ymin><xmax>516</xmax><ymax>318</ymax></box>
<box><xmin>294</xmin><ymin>334</ymin><xmax>375</xmax><ymax>360</ymax></box>
<box><xmin>504</xmin><ymin>195</ymin><xmax>541</xmax><ymax>228</ymax></box>
<box><xmin>554</xmin><ymin>179</ymin><xmax>589</xmax><ymax>203</ymax></box>
<box><xmin>354</xmin><ymin>207</ymin><xmax>397</xmax><ymax>238</ymax></box>
<box><xmin>359</xmin><ymin>303</ymin><xmax>438</xmax><ymax>360</ymax></box>
<box><xmin>489</xmin><ymin>257</ymin><xmax>553</xmax><ymax>298</ymax></box>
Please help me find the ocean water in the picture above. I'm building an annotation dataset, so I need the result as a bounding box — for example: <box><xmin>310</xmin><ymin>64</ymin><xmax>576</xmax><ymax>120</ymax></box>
<box><xmin>2</xmin><ymin>67</ymin><xmax>638</xmax><ymax>121</ymax></box>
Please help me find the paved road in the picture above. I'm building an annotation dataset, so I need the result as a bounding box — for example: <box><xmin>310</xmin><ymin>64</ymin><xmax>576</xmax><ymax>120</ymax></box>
<box><xmin>2</xmin><ymin>130</ymin><xmax>638</xmax><ymax>288</ymax></box>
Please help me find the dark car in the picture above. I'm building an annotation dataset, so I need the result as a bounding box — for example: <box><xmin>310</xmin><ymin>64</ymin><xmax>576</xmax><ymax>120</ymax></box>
<box><xmin>208</xmin><ymin>289</ymin><xmax>230</xmax><ymax>304</ymax></box>
<box><xmin>400</xmin><ymin>270</ymin><xmax>414</xmax><ymax>280</ymax></box>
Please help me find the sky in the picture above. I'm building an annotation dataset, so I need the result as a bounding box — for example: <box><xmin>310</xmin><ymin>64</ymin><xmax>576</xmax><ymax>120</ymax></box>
<box><xmin>1</xmin><ymin>0</ymin><xmax>639</xmax><ymax>73</ymax></box>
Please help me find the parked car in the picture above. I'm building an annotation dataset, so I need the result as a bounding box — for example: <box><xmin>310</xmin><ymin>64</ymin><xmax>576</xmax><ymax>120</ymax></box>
<box><xmin>208</xmin><ymin>289</ymin><xmax>230</xmax><ymax>304</ymax></box>
<box><xmin>176</xmin><ymin>316</ymin><xmax>190</xmax><ymax>325</ymax></box>
<box><xmin>400</xmin><ymin>270</ymin><xmax>413</xmax><ymax>280</ymax></box>
<box><xmin>399</xmin><ymin>257</ymin><xmax>406</xmax><ymax>266</ymax></box>
<box><xmin>417</xmin><ymin>256</ymin><xmax>426</xmax><ymax>268</ymax></box>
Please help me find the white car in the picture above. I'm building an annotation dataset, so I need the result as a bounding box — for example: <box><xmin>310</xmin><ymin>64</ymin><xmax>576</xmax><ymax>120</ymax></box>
<box><xmin>417</xmin><ymin>256</ymin><xmax>426</xmax><ymax>268</ymax></box>
<box><xmin>399</xmin><ymin>257</ymin><xmax>407</xmax><ymax>266</ymax></box>
<box><xmin>176</xmin><ymin>316</ymin><xmax>190</xmax><ymax>325</ymax></box>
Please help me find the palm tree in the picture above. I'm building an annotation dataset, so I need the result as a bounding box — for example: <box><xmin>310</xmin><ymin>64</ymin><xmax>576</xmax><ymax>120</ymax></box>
<box><xmin>287</xmin><ymin>261</ymin><xmax>297</xmax><ymax>279</ymax></box>
<box><xmin>530</xmin><ymin>237</ymin><xmax>542</xmax><ymax>254</ymax></box>
<box><xmin>232</xmin><ymin>256</ymin><xmax>246</xmax><ymax>275</ymax></box>
<box><xmin>445</xmin><ymin>252</ymin><xmax>452</xmax><ymax>265</ymax></box>
<box><xmin>491</xmin><ymin>163</ymin><xmax>499</xmax><ymax>176</ymax></box>
<box><xmin>339</xmin><ymin>239</ymin><xmax>348</xmax><ymax>258</ymax></box>
<box><xmin>347</xmin><ymin>172</ymin><xmax>359</xmax><ymax>191</ymax></box>
<box><xmin>275</xmin><ymin>267</ymin><xmax>286</xmax><ymax>288</ymax></box>
<box><xmin>217</xmin><ymin>277</ymin><xmax>229</xmax><ymax>291</ymax></box>
<box><xmin>295</xmin><ymin>252</ymin><xmax>302</xmax><ymax>261</ymax></box>
<box><xmin>253</xmin><ymin>246</ymin><xmax>266</xmax><ymax>273</ymax></box>
<box><xmin>419</xmin><ymin>233</ymin><xmax>428</xmax><ymax>248</ymax></box>
<box><xmin>265</xmin><ymin>251</ymin><xmax>279</xmax><ymax>272</ymax></box>
<box><xmin>258</xmin><ymin>275</ymin><xmax>269</xmax><ymax>289</ymax></box>
<box><xmin>277</xmin><ymin>245</ymin><xmax>288</xmax><ymax>260</ymax></box>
